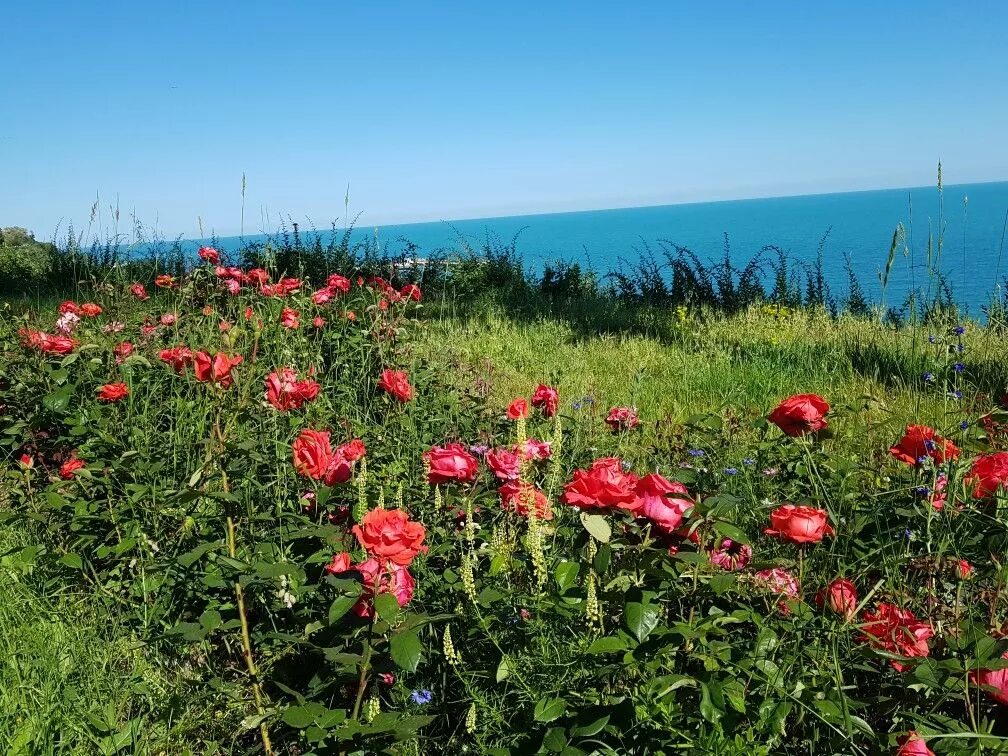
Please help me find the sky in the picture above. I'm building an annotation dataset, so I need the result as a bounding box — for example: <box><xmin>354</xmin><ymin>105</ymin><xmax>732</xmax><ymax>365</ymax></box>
<box><xmin>2</xmin><ymin>1</ymin><xmax>1007</xmax><ymax>240</ymax></box>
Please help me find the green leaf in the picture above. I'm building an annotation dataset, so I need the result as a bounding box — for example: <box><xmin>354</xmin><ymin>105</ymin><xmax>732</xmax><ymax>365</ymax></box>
<box><xmin>570</xmin><ymin>714</ymin><xmax>610</xmax><ymax>737</ymax></box>
<box><xmin>328</xmin><ymin>595</ymin><xmax>358</xmax><ymax>625</ymax></box>
<box><xmin>587</xmin><ymin>636</ymin><xmax>627</xmax><ymax>654</ymax></box>
<box><xmin>374</xmin><ymin>592</ymin><xmax>401</xmax><ymax>622</ymax></box>
<box><xmin>711</xmin><ymin>520</ymin><xmax>751</xmax><ymax>545</ymax></box>
<box><xmin>554</xmin><ymin>561</ymin><xmax>580</xmax><ymax>592</ymax></box>
<box><xmin>390</xmin><ymin>629</ymin><xmax>422</xmax><ymax>672</ymax></box>
<box><xmin>282</xmin><ymin>703</ymin><xmax>325</xmax><ymax>729</ymax></box>
<box><xmin>59</xmin><ymin>553</ymin><xmax>82</xmax><ymax>569</ymax></box>
<box><xmin>496</xmin><ymin>656</ymin><xmax>512</xmax><ymax>682</ymax></box>
<box><xmin>542</xmin><ymin>727</ymin><xmax>568</xmax><ymax>752</ymax></box>
<box><xmin>43</xmin><ymin>386</ymin><xmax>73</xmax><ymax>413</ymax></box>
<box><xmin>624</xmin><ymin>602</ymin><xmax>660</xmax><ymax>642</ymax></box>
<box><xmin>533</xmin><ymin>696</ymin><xmax>567</xmax><ymax>723</ymax></box>
<box><xmin>579</xmin><ymin>512</ymin><xmax>611</xmax><ymax>543</ymax></box>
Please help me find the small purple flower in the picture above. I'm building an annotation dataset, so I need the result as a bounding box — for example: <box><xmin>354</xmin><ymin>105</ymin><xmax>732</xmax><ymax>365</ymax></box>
<box><xmin>411</xmin><ymin>689</ymin><xmax>433</xmax><ymax>705</ymax></box>
<box><xmin>572</xmin><ymin>402</ymin><xmax>582</xmax><ymax>410</ymax></box>
<box><xmin>957</xmin><ymin>344</ymin><xmax>965</xmax><ymax>354</ymax></box>
<box><xmin>723</xmin><ymin>467</ymin><xmax>738</xmax><ymax>476</ymax></box>
<box><xmin>742</xmin><ymin>457</ymin><xmax>756</xmax><ymax>466</ymax></box>
<box><xmin>953</xmin><ymin>362</ymin><xmax>965</xmax><ymax>373</ymax></box>
<box><xmin>923</xmin><ymin>439</ymin><xmax>936</xmax><ymax>451</ymax></box>
<box><xmin>916</xmin><ymin>455</ymin><xmax>930</xmax><ymax>466</ymax></box>
<box><xmin>960</xmin><ymin>420</ymin><xmax>970</xmax><ymax>430</ymax></box>
<box><xmin>470</xmin><ymin>444</ymin><xmax>489</xmax><ymax>456</ymax></box>
<box><xmin>914</xmin><ymin>485</ymin><xmax>930</xmax><ymax>497</ymax></box>
<box><xmin>923</xmin><ymin>372</ymin><xmax>935</xmax><ymax>384</ymax></box>
<box><xmin>687</xmin><ymin>449</ymin><xmax>706</xmax><ymax>458</ymax></box>
<box><xmin>928</xmin><ymin>335</ymin><xmax>937</xmax><ymax>344</ymax></box>
<box><xmin>948</xmin><ymin>390</ymin><xmax>963</xmax><ymax>400</ymax></box>
<box><xmin>955</xmin><ymin>326</ymin><xmax>965</xmax><ymax>336</ymax></box>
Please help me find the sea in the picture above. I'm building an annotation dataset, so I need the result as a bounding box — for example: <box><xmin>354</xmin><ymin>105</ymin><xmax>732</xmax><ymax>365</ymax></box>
<box><xmin>199</xmin><ymin>181</ymin><xmax>1008</xmax><ymax>314</ymax></box>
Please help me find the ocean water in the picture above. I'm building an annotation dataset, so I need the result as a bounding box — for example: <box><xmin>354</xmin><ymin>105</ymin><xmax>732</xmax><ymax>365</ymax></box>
<box><xmin>204</xmin><ymin>181</ymin><xmax>1008</xmax><ymax>313</ymax></box>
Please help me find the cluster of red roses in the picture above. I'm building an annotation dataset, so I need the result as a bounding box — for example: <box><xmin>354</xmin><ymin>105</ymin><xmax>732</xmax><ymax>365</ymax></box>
<box><xmin>18</xmin><ymin>328</ymin><xmax>79</xmax><ymax>355</ymax></box>
<box><xmin>324</xmin><ymin>508</ymin><xmax>428</xmax><ymax>618</ymax></box>
<box><xmin>264</xmin><ymin>368</ymin><xmax>320</xmax><ymax>412</ymax></box>
<box><xmin>158</xmin><ymin>346</ymin><xmax>244</xmax><ymax>388</ymax></box>
<box><xmin>292</xmin><ymin>429</ymin><xmax>366</xmax><ymax>486</ymax></box>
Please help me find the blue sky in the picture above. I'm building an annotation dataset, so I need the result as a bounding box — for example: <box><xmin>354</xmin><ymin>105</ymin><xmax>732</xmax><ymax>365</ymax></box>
<box><xmin>2</xmin><ymin>1</ymin><xmax>1006</xmax><ymax>239</ymax></box>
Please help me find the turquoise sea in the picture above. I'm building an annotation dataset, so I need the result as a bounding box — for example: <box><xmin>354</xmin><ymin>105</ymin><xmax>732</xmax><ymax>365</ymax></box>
<box><xmin>205</xmin><ymin>181</ymin><xmax>1008</xmax><ymax>314</ymax></box>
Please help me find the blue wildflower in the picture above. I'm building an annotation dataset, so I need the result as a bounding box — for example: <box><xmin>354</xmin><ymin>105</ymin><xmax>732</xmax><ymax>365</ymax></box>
<box><xmin>723</xmin><ymin>467</ymin><xmax>738</xmax><ymax>476</ymax></box>
<box><xmin>953</xmin><ymin>362</ymin><xmax>965</xmax><ymax>373</ymax></box>
<box><xmin>742</xmin><ymin>457</ymin><xmax>756</xmax><ymax>466</ymax></box>
<box><xmin>923</xmin><ymin>372</ymin><xmax>935</xmax><ymax>384</ymax></box>
<box><xmin>960</xmin><ymin>420</ymin><xmax>969</xmax><ymax>430</ymax></box>
<box><xmin>928</xmin><ymin>335</ymin><xmax>937</xmax><ymax>343</ymax></box>
<box><xmin>955</xmin><ymin>326</ymin><xmax>965</xmax><ymax>336</ymax></box>
<box><xmin>572</xmin><ymin>402</ymin><xmax>582</xmax><ymax>411</ymax></box>
<box><xmin>687</xmin><ymin>449</ymin><xmax>706</xmax><ymax>457</ymax></box>
<box><xmin>923</xmin><ymin>439</ymin><xmax>936</xmax><ymax>451</ymax></box>
<box><xmin>411</xmin><ymin>689</ymin><xmax>433</xmax><ymax>705</ymax></box>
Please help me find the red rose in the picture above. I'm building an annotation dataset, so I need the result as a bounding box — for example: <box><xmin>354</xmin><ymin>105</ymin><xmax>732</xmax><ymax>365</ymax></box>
<box><xmin>859</xmin><ymin>603</ymin><xmax>933</xmax><ymax>671</ymax></box>
<box><xmin>292</xmin><ymin>429</ymin><xmax>335</xmax><ymax>480</ymax></box>
<box><xmin>265</xmin><ymin>368</ymin><xmax>321</xmax><ymax>412</ymax></box>
<box><xmin>312</xmin><ymin>288</ymin><xmax>332</xmax><ymax>305</ymax></box>
<box><xmin>59</xmin><ymin>301</ymin><xmax>80</xmax><ymax>315</ymax></box>
<box><xmin>351</xmin><ymin>558</ymin><xmax>415</xmax><ymax>617</ymax></box>
<box><xmin>113</xmin><ymin>342</ymin><xmax>133</xmax><ymax>364</ymax></box>
<box><xmin>764</xmin><ymin>504</ymin><xmax>834</xmax><ymax>544</ymax></box>
<box><xmin>531</xmin><ymin>384</ymin><xmax>559</xmax><ymax>417</ymax></box>
<box><xmin>324</xmin><ymin>551</ymin><xmax>352</xmax><ymax>575</ymax></box>
<box><xmin>425</xmin><ymin>443</ymin><xmax>479</xmax><ymax>484</ymax></box>
<box><xmin>400</xmin><ymin>283</ymin><xmax>422</xmax><ymax>302</ymax></box>
<box><xmin>506</xmin><ymin>397</ymin><xmax>529</xmax><ymax>420</ymax></box>
<box><xmin>352</xmin><ymin>508</ymin><xmax>427</xmax><ymax>566</ymax></box>
<box><xmin>193</xmin><ymin>352</ymin><xmax>243</xmax><ymax>388</ymax></box>
<box><xmin>312</xmin><ymin>316</ymin><xmax>326</xmax><ymax>328</ymax></box>
<box><xmin>562</xmin><ymin>457</ymin><xmax>638</xmax><ymax>510</ymax></box>
<box><xmin>198</xmin><ymin>246</ymin><xmax>220</xmax><ymax>264</ymax></box>
<box><xmin>895</xmin><ymin>731</ymin><xmax>935</xmax><ymax>756</ymax></box>
<box><xmin>969</xmin><ymin>651</ymin><xmax>1008</xmax><ymax>706</ymax></box>
<box><xmin>378</xmin><ymin>369</ymin><xmax>414</xmax><ymax>402</ymax></box>
<box><xmin>59</xmin><ymin>456</ymin><xmax>85</xmax><ymax>479</ymax></box>
<box><xmin>326</xmin><ymin>274</ymin><xmax>351</xmax><ymax>294</ymax></box>
<box><xmin>246</xmin><ymin>268</ymin><xmax>269</xmax><ymax>286</ymax></box>
<box><xmin>605</xmin><ymin>406</ymin><xmax>639</xmax><ymax>432</ymax></box>
<box><xmin>890</xmin><ymin>424</ymin><xmax>959</xmax><ymax>465</ymax></box>
<box><xmin>518</xmin><ymin>438</ymin><xmax>552</xmax><ymax>460</ymax></box>
<box><xmin>340</xmin><ymin>438</ymin><xmax>367</xmax><ymax>462</ymax></box>
<box><xmin>486</xmin><ymin>447</ymin><xmax>522</xmax><ymax>481</ymax></box>
<box><xmin>638</xmin><ymin>473</ymin><xmax>693</xmax><ymax>531</ymax></box>
<box><xmin>129</xmin><ymin>283</ymin><xmax>149</xmax><ymax>300</ymax></box>
<box><xmin>965</xmin><ymin>452</ymin><xmax>1008</xmax><ymax>499</ymax></box>
<box><xmin>768</xmin><ymin>393</ymin><xmax>829</xmax><ymax>436</ymax></box>
<box><xmin>814</xmin><ymin>578</ymin><xmax>857</xmax><ymax>619</ymax></box>
<box><xmin>499</xmin><ymin>481</ymin><xmax>552</xmax><ymax>520</ymax></box>
<box><xmin>155</xmin><ymin>274</ymin><xmax>176</xmax><ymax>289</ymax></box>
<box><xmin>280</xmin><ymin>307</ymin><xmax>300</xmax><ymax>329</ymax></box>
<box><xmin>79</xmin><ymin>302</ymin><xmax>102</xmax><ymax>317</ymax></box>
<box><xmin>97</xmin><ymin>382</ymin><xmax>129</xmax><ymax>402</ymax></box>
<box><xmin>159</xmin><ymin>345</ymin><xmax>194</xmax><ymax>374</ymax></box>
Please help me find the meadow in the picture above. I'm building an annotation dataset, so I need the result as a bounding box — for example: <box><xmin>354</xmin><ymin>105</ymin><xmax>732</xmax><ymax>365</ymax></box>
<box><xmin>1</xmin><ymin>227</ymin><xmax>1008</xmax><ymax>755</ymax></box>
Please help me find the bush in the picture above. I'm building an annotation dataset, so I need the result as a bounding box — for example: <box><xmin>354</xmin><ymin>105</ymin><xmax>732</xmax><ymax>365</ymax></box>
<box><xmin>0</xmin><ymin>226</ymin><xmax>55</xmax><ymax>287</ymax></box>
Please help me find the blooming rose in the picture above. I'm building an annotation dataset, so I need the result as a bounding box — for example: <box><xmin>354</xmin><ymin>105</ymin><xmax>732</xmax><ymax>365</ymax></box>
<box><xmin>312</xmin><ymin>316</ymin><xmax>325</xmax><ymax>328</ymax></box>
<box><xmin>246</xmin><ymin>268</ymin><xmax>269</xmax><ymax>286</ymax></box>
<box><xmin>292</xmin><ymin>429</ymin><xmax>335</xmax><ymax>480</ymax></box>
<box><xmin>895</xmin><ymin>731</ymin><xmax>935</xmax><ymax>756</ymax></box>
<box><xmin>79</xmin><ymin>302</ymin><xmax>102</xmax><ymax>317</ymax></box>
<box><xmin>312</xmin><ymin>288</ymin><xmax>333</xmax><ymax>305</ymax></box>
<box><xmin>327</xmin><ymin>274</ymin><xmax>351</xmax><ymax>294</ymax></box>
<box><xmin>198</xmin><ymin>246</ymin><xmax>220</xmax><ymax>264</ymax></box>
<box><xmin>324</xmin><ymin>551</ymin><xmax>352</xmax><ymax>575</ymax></box>
<box><xmin>378</xmin><ymin>369</ymin><xmax>414</xmax><ymax>402</ymax></box>
<box><xmin>605</xmin><ymin>406</ymin><xmax>639</xmax><ymax>432</ymax></box>
<box><xmin>340</xmin><ymin>438</ymin><xmax>367</xmax><ymax>462</ymax></box>
<box><xmin>114</xmin><ymin>342</ymin><xmax>133</xmax><ymax>365</ymax></box>
<box><xmin>193</xmin><ymin>351</ymin><xmax>243</xmax><ymax>388</ymax></box>
<box><xmin>519</xmin><ymin>438</ymin><xmax>552</xmax><ymax>461</ymax></box>
<box><xmin>159</xmin><ymin>345</ymin><xmax>194</xmax><ymax>373</ymax></box>
<box><xmin>507</xmin><ymin>398</ymin><xmax>529</xmax><ymax>420</ymax></box>
<box><xmin>280</xmin><ymin>307</ymin><xmax>300</xmax><ymax>329</ymax></box>
<box><xmin>965</xmin><ymin>451</ymin><xmax>1008</xmax><ymax>499</ymax></box>
<box><xmin>425</xmin><ymin>443</ymin><xmax>479</xmax><ymax>484</ymax></box>
<box><xmin>97</xmin><ymin>382</ymin><xmax>129</xmax><ymax>402</ymax></box>
<box><xmin>129</xmin><ymin>282</ymin><xmax>149</xmax><ymax>300</ymax></box>
<box><xmin>59</xmin><ymin>456</ymin><xmax>85</xmax><ymax>479</ymax></box>
<box><xmin>753</xmin><ymin>568</ymin><xmax>801</xmax><ymax>612</ymax></box>
<box><xmin>400</xmin><ymin>283</ymin><xmax>422</xmax><ymax>302</ymax></box>
<box><xmin>486</xmin><ymin>447</ymin><xmax>522</xmax><ymax>481</ymax></box>
<box><xmin>890</xmin><ymin>424</ymin><xmax>960</xmax><ymax>466</ymax></box>
<box><xmin>499</xmin><ymin>481</ymin><xmax>552</xmax><ymax>520</ymax></box>
<box><xmin>968</xmin><ymin>651</ymin><xmax>1008</xmax><ymax>706</ymax></box>
<box><xmin>159</xmin><ymin>312</ymin><xmax>177</xmax><ymax>326</ymax></box>
<box><xmin>767</xmin><ymin>393</ymin><xmax>829</xmax><ymax>436</ymax></box>
<box><xmin>352</xmin><ymin>558</ymin><xmax>415</xmax><ymax>618</ymax></box>
<box><xmin>764</xmin><ymin>504</ymin><xmax>834</xmax><ymax>544</ymax></box>
<box><xmin>265</xmin><ymin>368</ymin><xmax>321</xmax><ymax>411</ymax></box>
<box><xmin>815</xmin><ymin>578</ymin><xmax>858</xmax><ymax>619</ymax></box>
<box><xmin>859</xmin><ymin>603</ymin><xmax>933</xmax><ymax>671</ymax></box>
<box><xmin>155</xmin><ymin>274</ymin><xmax>176</xmax><ymax>288</ymax></box>
<box><xmin>352</xmin><ymin>507</ymin><xmax>427</xmax><ymax>566</ymax></box>
<box><xmin>55</xmin><ymin>312</ymin><xmax>80</xmax><ymax>335</ymax></box>
<box><xmin>562</xmin><ymin>458</ymin><xmax>638</xmax><ymax>510</ymax></box>
<box><xmin>638</xmin><ymin>472</ymin><xmax>693</xmax><ymax>528</ymax></box>
<box><xmin>531</xmin><ymin>384</ymin><xmax>559</xmax><ymax>417</ymax></box>
<box><xmin>59</xmin><ymin>301</ymin><xmax>80</xmax><ymax>316</ymax></box>
<box><xmin>709</xmin><ymin>538</ymin><xmax>753</xmax><ymax>571</ymax></box>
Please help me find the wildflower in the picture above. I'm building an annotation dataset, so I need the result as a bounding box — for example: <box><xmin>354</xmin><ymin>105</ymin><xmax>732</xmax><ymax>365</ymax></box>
<box><xmin>922</xmin><ymin>372</ymin><xmax>935</xmax><ymax>384</ymax></box>
<box><xmin>410</xmin><ymin>689</ymin><xmax>433</xmax><ymax>705</ymax></box>
<box><xmin>859</xmin><ymin>603</ymin><xmax>932</xmax><ymax>671</ymax></box>
<box><xmin>928</xmin><ymin>335</ymin><xmax>937</xmax><ymax>344</ymax></box>
<box><xmin>954</xmin><ymin>326</ymin><xmax>965</xmax><ymax>336</ymax></box>
<box><xmin>965</xmin><ymin>451</ymin><xmax>1008</xmax><ymax>499</ymax></box>
<box><xmin>723</xmin><ymin>467</ymin><xmax>738</xmax><ymax>476</ymax></box>
<box><xmin>953</xmin><ymin>362</ymin><xmax>965</xmax><ymax>373</ymax></box>
<box><xmin>129</xmin><ymin>282</ymin><xmax>149</xmax><ymax>300</ymax></box>
<box><xmin>280</xmin><ymin>307</ymin><xmax>300</xmax><ymax>328</ymax></box>
<box><xmin>79</xmin><ymin>302</ymin><xmax>102</xmax><ymax>317</ymax></box>
<box><xmin>743</xmin><ymin>457</ymin><xmax>756</xmax><ymax>466</ymax></box>
<box><xmin>198</xmin><ymin>246</ymin><xmax>219</xmax><ymax>264</ymax></box>
<box><xmin>960</xmin><ymin>420</ymin><xmax>969</xmax><ymax>430</ymax></box>
<box><xmin>155</xmin><ymin>274</ymin><xmax>176</xmax><ymax>289</ymax></box>
<box><xmin>605</xmin><ymin>406</ymin><xmax>639</xmax><ymax>432</ymax></box>
<box><xmin>688</xmin><ymin>449</ymin><xmax>706</xmax><ymax>458</ymax></box>
<box><xmin>378</xmin><ymin>673</ymin><xmax>395</xmax><ymax>685</ymax></box>
<box><xmin>889</xmin><ymin>425</ymin><xmax>959</xmax><ymax>466</ymax></box>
